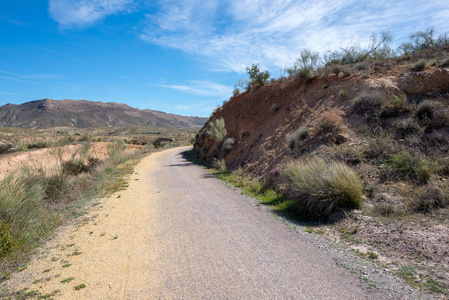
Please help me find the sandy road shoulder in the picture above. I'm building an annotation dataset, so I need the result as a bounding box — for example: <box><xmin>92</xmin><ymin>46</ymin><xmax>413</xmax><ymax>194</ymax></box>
<box><xmin>0</xmin><ymin>149</ymin><xmax>172</xmax><ymax>299</ymax></box>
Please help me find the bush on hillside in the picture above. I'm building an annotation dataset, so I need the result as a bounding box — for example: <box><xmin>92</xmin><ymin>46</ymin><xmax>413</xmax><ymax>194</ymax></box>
<box><xmin>400</xmin><ymin>28</ymin><xmax>436</xmax><ymax>53</ymax></box>
<box><xmin>283</xmin><ymin>158</ymin><xmax>363</xmax><ymax>220</ymax></box>
<box><xmin>353</xmin><ymin>90</ymin><xmax>384</xmax><ymax>115</ymax></box>
<box><xmin>317</xmin><ymin>111</ymin><xmax>344</xmax><ymax>134</ymax></box>
<box><xmin>286</xmin><ymin>127</ymin><xmax>310</xmax><ymax>149</ymax></box>
<box><xmin>411</xmin><ymin>59</ymin><xmax>426</xmax><ymax>71</ymax></box>
<box><xmin>246</xmin><ymin>64</ymin><xmax>270</xmax><ymax>88</ymax></box>
<box><xmin>428</xmin><ymin>108</ymin><xmax>449</xmax><ymax>130</ymax></box>
<box><xmin>221</xmin><ymin>137</ymin><xmax>235</xmax><ymax>152</ymax></box>
<box><xmin>387</xmin><ymin>151</ymin><xmax>431</xmax><ymax>184</ymax></box>
<box><xmin>323</xmin><ymin>31</ymin><xmax>393</xmax><ymax>65</ymax></box>
<box><xmin>206</xmin><ymin>118</ymin><xmax>227</xmax><ymax>142</ymax></box>
<box><xmin>285</xmin><ymin>49</ymin><xmax>320</xmax><ymax>82</ymax></box>
<box><xmin>410</xmin><ymin>186</ymin><xmax>446</xmax><ymax>212</ymax></box>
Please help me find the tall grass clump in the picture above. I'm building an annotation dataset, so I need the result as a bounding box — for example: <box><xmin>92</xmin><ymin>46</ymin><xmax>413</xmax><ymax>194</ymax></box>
<box><xmin>0</xmin><ymin>221</ymin><xmax>16</xmax><ymax>258</ymax></box>
<box><xmin>206</xmin><ymin>118</ymin><xmax>227</xmax><ymax>142</ymax></box>
<box><xmin>212</xmin><ymin>158</ymin><xmax>227</xmax><ymax>174</ymax></box>
<box><xmin>283</xmin><ymin>158</ymin><xmax>363</xmax><ymax>220</ymax></box>
<box><xmin>107</xmin><ymin>138</ymin><xmax>127</xmax><ymax>164</ymax></box>
<box><xmin>0</xmin><ymin>171</ymin><xmax>50</xmax><ymax>253</ymax></box>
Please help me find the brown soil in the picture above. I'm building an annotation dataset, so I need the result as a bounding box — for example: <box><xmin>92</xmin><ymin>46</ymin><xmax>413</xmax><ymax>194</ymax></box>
<box><xmin>194</xmin><ymin>66</ymin><xmax>449</xmax><ymax>296</ymax></box>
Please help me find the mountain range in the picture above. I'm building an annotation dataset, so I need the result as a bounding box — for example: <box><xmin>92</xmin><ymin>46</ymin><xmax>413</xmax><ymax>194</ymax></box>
<box><xmin>0</xmin><ymin>98</ymin><xmax>207</xmax><ymax>129</ymax></box>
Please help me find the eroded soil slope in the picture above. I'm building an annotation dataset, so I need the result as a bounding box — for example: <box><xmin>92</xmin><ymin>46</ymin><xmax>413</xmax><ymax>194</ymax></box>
<box><xmin>194</xmin><ymin>66</ymin><xmax>449</xmax><ymax>296</ymax></box>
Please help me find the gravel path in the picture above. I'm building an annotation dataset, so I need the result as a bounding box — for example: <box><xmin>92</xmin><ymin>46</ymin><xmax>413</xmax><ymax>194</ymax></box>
<box><xmin>138</xmin><ymin>147</ymin><xmax>365</xmax><ymax>299</ymax></box>
<box><xmin>3</xmin><ymin>147</ymin><xmax>422</xmax><ymax>299</ymax></box>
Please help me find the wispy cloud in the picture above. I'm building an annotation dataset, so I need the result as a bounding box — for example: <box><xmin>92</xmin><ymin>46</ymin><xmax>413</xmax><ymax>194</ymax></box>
<box><xmin>140</xmin><ymin>0</ymin><xmax>449</xmax><ymax>72</ymax></box>
<box><xmin>0</xmin><ymin>91</ymin><xmax>32</xmax><ymax>98</ymax></box>
<box><xmin>35</xmin><ymin>46</ymin><xmax>82</xmax><ymax>62</ymax></box>
<box><xmin>0</xmin><ymin>16</ymin><xmax>29</xmax><ymax>27</ymax></box>
<box><xmin>121</xmin><ymin>75</ymin><xmax>129</xmax><ymax>80</ymax></box>
<box><xmin>159</xmin><ymin>80</ymin><xmax>233</xmax><ymax>98</ymax></box>
<box><xmin>0</xmin><ymin>70</ymin><xmax>74</xmax><ymax>89</ymax></box>
<box><xmin>174</xmin><ymin>99</ymin><xmax>223</xmax><ymax>110</ymax></box>
<box><xmin>48</xmin><ymin>0</ymin><xmax>134</xmax><ymax>28</ymax></box>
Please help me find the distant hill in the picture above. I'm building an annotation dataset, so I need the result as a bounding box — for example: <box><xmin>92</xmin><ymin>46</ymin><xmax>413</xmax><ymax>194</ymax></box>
<box><xmin>0</xmin><ymin>98</ymin><xmax>207</xmax><ymax>129</ymax></box>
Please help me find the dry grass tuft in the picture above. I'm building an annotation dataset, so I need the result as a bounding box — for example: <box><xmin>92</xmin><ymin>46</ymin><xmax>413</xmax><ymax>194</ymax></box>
<box><xmin>282</xmin><ymin>158</ymin><xmax>363</xmax><ymax>220</ymax></box>
<box><xmin>317</xmin><ymin>111</ymin><xmax>345</xmax><ymax>134</ymax></box>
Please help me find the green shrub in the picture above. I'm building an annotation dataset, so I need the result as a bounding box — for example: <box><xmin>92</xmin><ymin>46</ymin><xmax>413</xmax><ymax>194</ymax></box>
<box><xmin>388</xmin><ymin>151</ymin><xmax>431</xmax><ymax>183</ymax></box>
<box><xmin>353</xmin><ymin>91</ymin><xmax>384</xmax><ymax>115</ymax></box>
<box><xmin>393</xmin><ymin>118</ymin><xmax>420</xmax><ymax>137</ymax></box>
<box><xmin>0</xmin><ymin>221</ymin><xmax>16</xmax><ymax>258</ymax></box>
<box><xmin>246</xmin><ymin>64</ymin><xmax>270</xmax><ymax>88</ymax></box>
<box><xmin>400</xmin><ymin>28</ymin><xmax>436</xmax><ymax>53</ymax></box>
<box><xmin>388</xmin><ymin>94</ymin><xmax>407</xmax><ymax>109</ymax></box>
<box><xmin>286</xmin><ymin>127</ymin><xmax>309</xmax><ymax>149</ymax></box>
<box><xmin>364</xmin><ymin>134</ymin><xmax>397</xmax><ymax>159</ymax></box>
<box><xmin>15</xmin><ymin>144</ymin><xmax>28</xmax><ymax>152</ymax></box>
<box><xmin>79</xmin><ymin>134</ymin><xmax>90</xmax><ymax>142</ymax></box>
<box><xmin>107</xmin><ymin>139</ymin><xmax>127</xmax><ymax>164</ymax></box>
<box><xmin>323</xmin><ymin>31</ymin><xmax>392</xmax><ymax>65</ymax></box>
<box><xmin>206</xmin><ymin>118</ymin><xmax>227</xmax><ymax>142</ymax></box>
<box><xmin>212</xmin><ymin>158</ymin><xmax>227</xmax><ymax>174</ymax></box>
<box><xmin>285</xmin><ymin>49</ymin><xmax>320</xmax><ymax>82</ymax></box>
<box><xmin>283</xmin><ymin>158</ymin><xmax>363</xmax><ymax>220</ymax></box>
<box><xmin>411</xmin><ymin>59</ymin><xmax>426</xmax><ymax>71</ymax></box>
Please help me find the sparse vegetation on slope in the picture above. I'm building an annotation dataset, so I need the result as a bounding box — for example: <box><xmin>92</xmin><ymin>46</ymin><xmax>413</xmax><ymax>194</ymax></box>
<box><xmin>193</xmin><ymin>27</ymin><xmax>449</xmax><ymax>296</ymax></box>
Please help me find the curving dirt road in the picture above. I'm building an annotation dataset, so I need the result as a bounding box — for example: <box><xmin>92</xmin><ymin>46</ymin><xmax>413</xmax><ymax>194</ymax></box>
<box><xmin>2</xmin><ymin>147</ymin><xmax>366</xmax><ymax>299</ymax></box>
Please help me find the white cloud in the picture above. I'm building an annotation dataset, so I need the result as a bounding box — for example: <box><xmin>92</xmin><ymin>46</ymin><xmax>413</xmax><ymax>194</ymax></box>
<box><xmin>159</xmin><ymin>80</ymin><xmax>233</xmax><ymax>98</ymax></box>
<box><xmin>49</xmin><ymin>0</ymin><xmax>134</xmax><ymax>28</ymax></box>
<box><xmin>140</xmin><ymin>0</ymin><xmax>449</xmax><ymax>73</ymax></box>
<box><xmin>174</xmin><ymin>99</ymin><xmax>221</xmax><ymax>110</ymax></box>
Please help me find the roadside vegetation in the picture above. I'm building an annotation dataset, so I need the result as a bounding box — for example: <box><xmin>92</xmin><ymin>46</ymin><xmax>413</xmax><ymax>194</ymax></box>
<box><xmin>0</xmin><ymin>126</ymin><xmax>194</xmax><ymax>282</ymax></box>
<box><xmin>193</xmin><ymin>27</ymin><xmax>449</xmax><ymax>297</ymax></box>
<box><xmin>231</xmin><ymin>27</ymin><xmax>449</xmax><ymax>95</ymax></box>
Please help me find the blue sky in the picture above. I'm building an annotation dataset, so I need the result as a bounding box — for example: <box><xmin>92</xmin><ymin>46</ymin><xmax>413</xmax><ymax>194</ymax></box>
<box><xmin>0</xmin><ymin>0</ymin><xmax>448</xmax><ymax>117</ymax></box>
